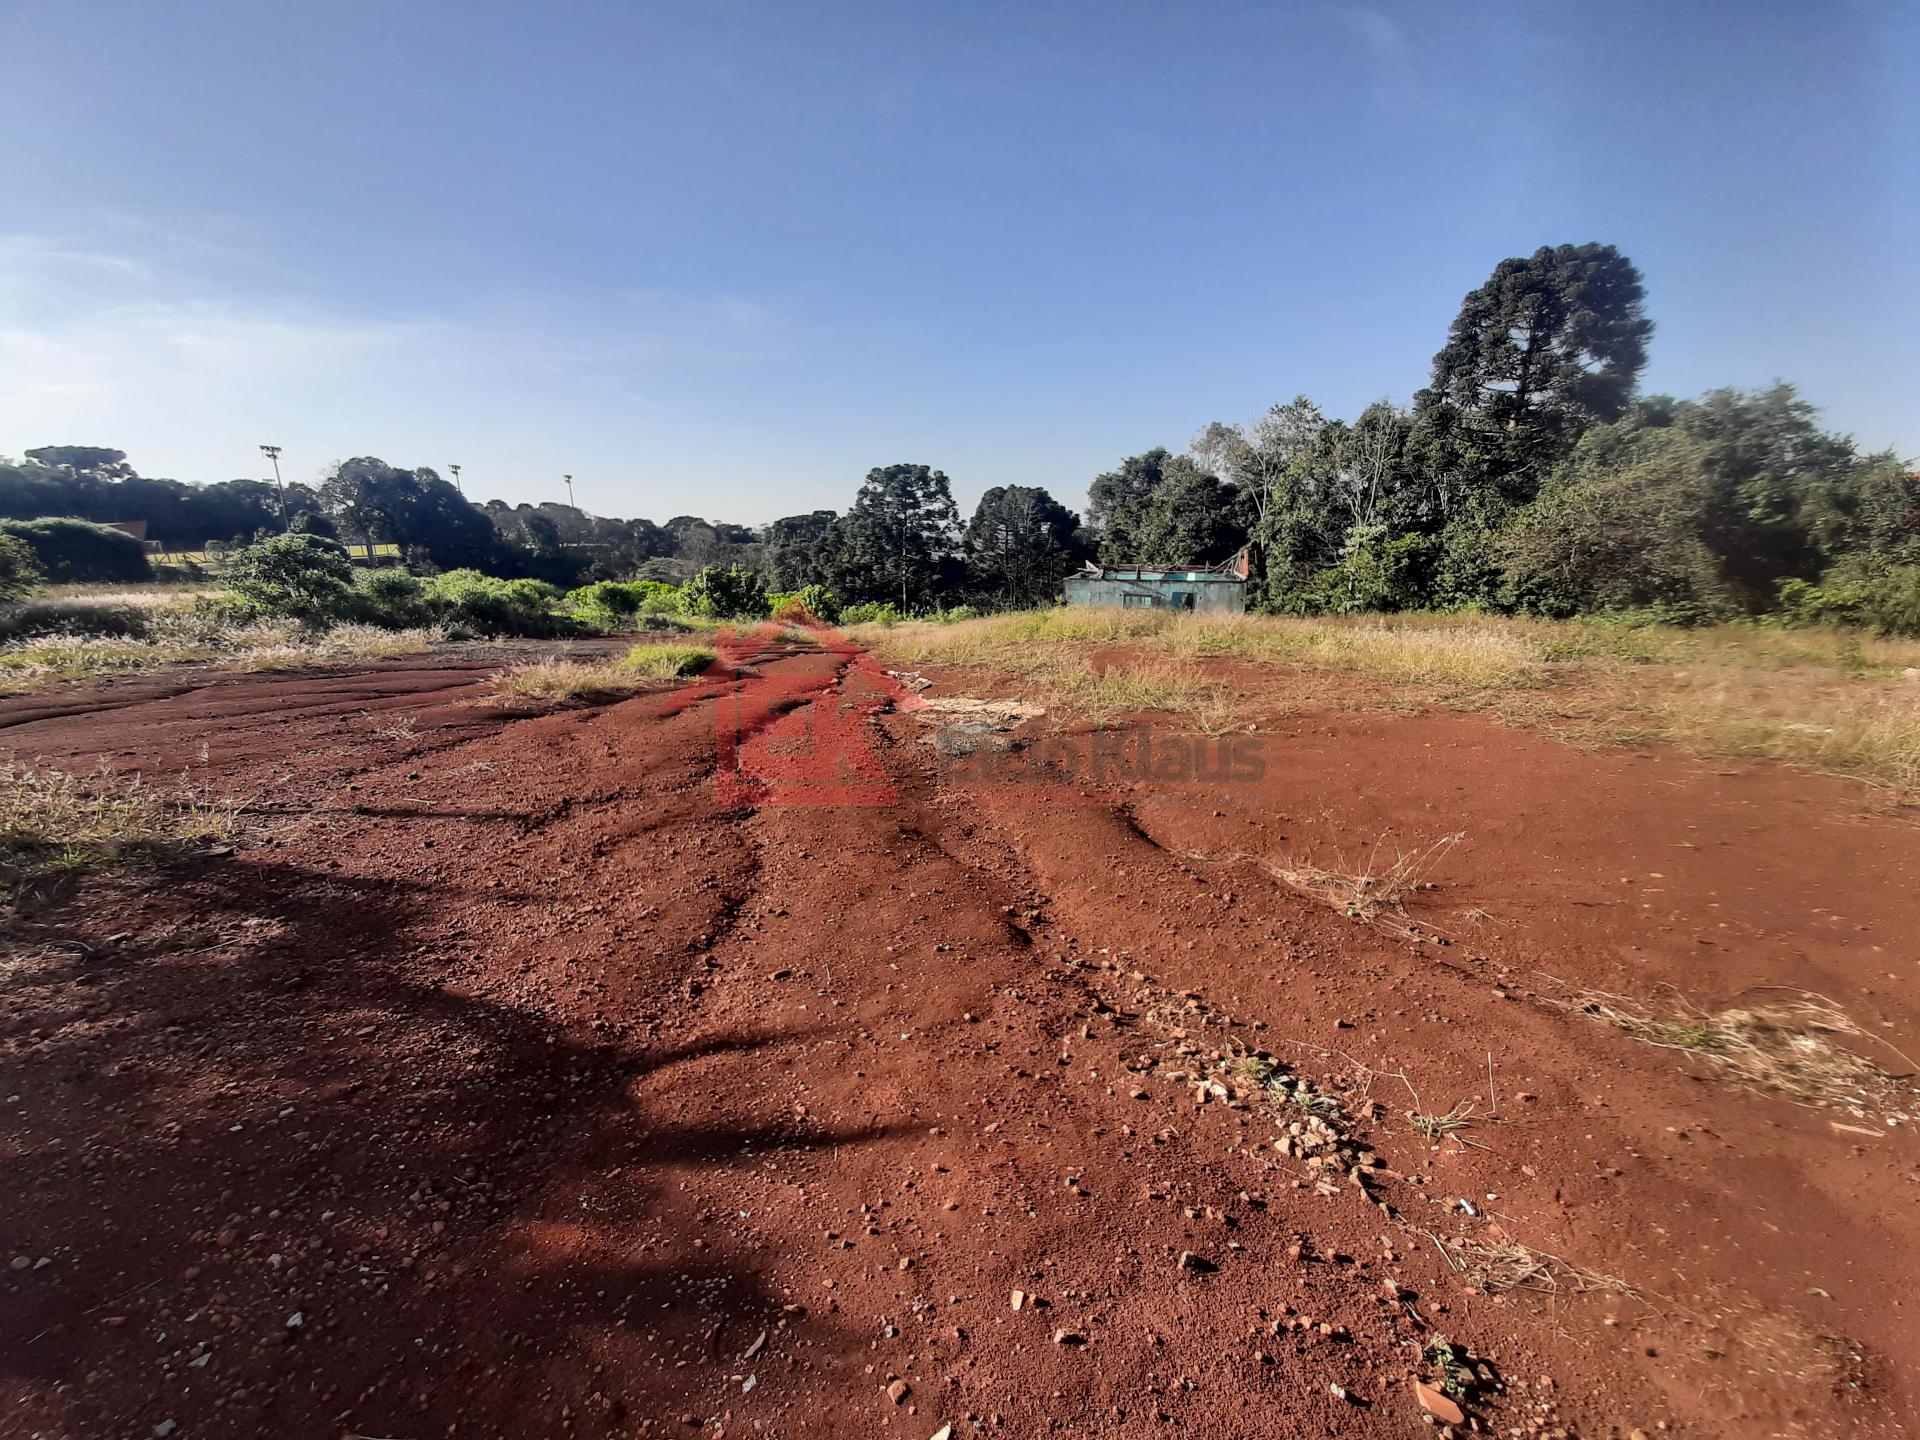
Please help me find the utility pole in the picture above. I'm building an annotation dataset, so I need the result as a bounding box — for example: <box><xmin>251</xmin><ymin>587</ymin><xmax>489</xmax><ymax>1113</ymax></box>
<box><xmin>448</xmin><ymin>463</ymin><xmax>462</xmax><ymax>495</ymax></box>
<box><xmin>563</xmin><ymin>473</ymin><xmax>576</xmax><ymax>510</ymax></box>
<box><xmin>259</xmin><ymin>444</ymin><xmax>289</xmax><ymax>530</ymax></box>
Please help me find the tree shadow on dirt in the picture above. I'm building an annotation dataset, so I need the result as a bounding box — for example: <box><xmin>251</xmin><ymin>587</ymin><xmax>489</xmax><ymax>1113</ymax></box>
<box><xmin>0</xmin><ymin>852</ymin><xmax>889</xmax><ymax>1438</ymax></box>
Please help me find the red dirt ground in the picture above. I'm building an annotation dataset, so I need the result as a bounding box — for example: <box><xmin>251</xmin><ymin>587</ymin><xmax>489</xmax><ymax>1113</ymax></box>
<box><xmin>3</xmin><ymin>632</ymin><xmax>1917</xmax><ymax>1440</ymax></box>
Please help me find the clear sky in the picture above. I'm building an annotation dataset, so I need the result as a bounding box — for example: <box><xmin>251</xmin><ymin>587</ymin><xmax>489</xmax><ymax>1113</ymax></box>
<box><xmin>1</xmin><ymin>1</ymin><xmax>1914</xmax><ymax>523</ymax></box>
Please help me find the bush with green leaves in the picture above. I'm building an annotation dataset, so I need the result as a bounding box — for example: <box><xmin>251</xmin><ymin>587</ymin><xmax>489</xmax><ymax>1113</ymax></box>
<box><xmin>0</xmin><ymin>517</ymin><xmax>153</xmax><ymax>585</ymax></box>
<box><xmin>353</xmin><ymin>568</ymin><xmax>435</xmax><ymax>627</ymax></box>
<box><xmin>768</xmin><ymin>583</ymin><xmax>842</xmax><ymax>623</ymax></box>
<box><xmin>0</xmin><ymin>600</ymin><xmax>151</xmax><ymax>642</ymax></box>
<box><xmin>426</xmin><ymin>569</ymin><xmax>564</xmax><ymax>636</ymax></box>
<box><xmin>223</xmin><ymin>534</ymin><xmax>356</xmax><ymax>621</ymax></box>
<box><xmin>566</xmin><ymin>580</ymin><xmax>643</xmax><ymax>622</ymax></box>
<box><xmin>1777</xmin><ymin>567</ymin><xmax>1920</xmax><ymax>637</ymax></box>
<box><xmin>634</xmin><ymin>580</ymin><xmax>682</xmax><ymax>614</ymax></box>
<box><xmin>564</xmin><ymin>579</ymin><xmax>683</xmax><ymax>630</ymax></box>
<box><xmin>679</xmin><ymin>565</ymin><xmax>770</xmax><ymax>620</ymax></box>
<box><xmin>0</xmin><ymin>532</ymin><xmax>44</xmax><ymax>601</ymax></box>
<box><xmin>839</xmin><ymin>600</ymin><xmax>903</xmax><ymax>626</ymax></box>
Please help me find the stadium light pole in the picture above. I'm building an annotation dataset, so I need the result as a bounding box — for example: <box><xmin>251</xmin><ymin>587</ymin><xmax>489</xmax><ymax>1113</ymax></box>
<box><xmin>259</xmin><ymin>444</ymin><xmax>289</xmax><ymax>530</ymax></box>
<box><xmin>449</xmin><ymin>463</ymin><xmax>462</xmax><ymax>495</ymax></box>
<box><xmin>563</xmin><ymin>473</ymin><xmax>576</xmax><ymax>510</ymax></box>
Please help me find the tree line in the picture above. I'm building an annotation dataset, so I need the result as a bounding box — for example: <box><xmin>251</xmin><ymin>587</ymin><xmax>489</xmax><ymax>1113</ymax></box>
<box><xmin>5</xmin><ymin>241</ymin><xmax>1916</xmax><ymax>630</ymax></box>
<box><xmin>1094</xmin><ymin>244</ymin><xmax>1917</xmax><ymax>630</ymax></box>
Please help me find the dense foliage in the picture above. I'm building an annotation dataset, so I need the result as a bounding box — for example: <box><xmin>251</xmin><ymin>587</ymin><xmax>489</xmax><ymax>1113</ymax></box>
<box><xmin>223</xmin><ymin>534</ymin><xmax>356</xmax><ymax>619</ymax></box>
<box><xmin>678</xmin><ymin>564</ymin><xmax>770</xmax><ymax>620</ymax></box>
<box><xmin>0</xmin><ymin>517</ymin><xmax>153</xmax><ymax>584</ymax></box>
<box><xmin>0</xmin><ymin>533</ymin><xmax>43</xmax><ymax>601</ymax></box>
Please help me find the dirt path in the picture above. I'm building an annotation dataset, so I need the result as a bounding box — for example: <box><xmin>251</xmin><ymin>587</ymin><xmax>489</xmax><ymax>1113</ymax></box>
<box><xmin>3</xmin><ymin>636</ymin><xmax>1916</xmax><ymax>1439</ymax></box>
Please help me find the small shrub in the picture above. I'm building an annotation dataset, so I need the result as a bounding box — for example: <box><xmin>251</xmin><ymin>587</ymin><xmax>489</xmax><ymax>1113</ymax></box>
<box><xmin>224</xmin><ymin>534</ymin><xmax>357</xmax><ymax>621</ymax></box>
<box><xmin>0</xmin><ymin>532</ymin><xmax>43</xmax><ymax>600</ymax></box>
<box><xmin>1779</xmin><ymin>569</ymin><xmax>1920</xmax><ymax>638</ymax></box>
<box><xmin>564</xmin><ymin>580</ymin><xmax>683</xmax><ymax>630</ymax></box>
<box><xmin>0</xmin><ymin>517</ymin><xmax>152</xmax><ymax>584</ymax></box>
<box><xmin>354</xmin><ymin>568</ymin><xmax>434</xmax><ymax>627</ymax></box>
<box><xmin>768</xmin><ymin>584</ymin><xmax>842</xmax><ymax>625</ymax></box>
<box><xmin>622</xmin><ymin>642</ymin><xmax>717</xmax><ymax>677</ymax></box>
<box><xmin>566</xmin><ymin>579</ymin><xmax>643</xmax><ymax>623</ymax></box>
<box><xmin>636</xmin><ymin>581</ymin><xmax>683</xmax><ymax>614</ymax></box>
<box><xmin>426</xmin><ymin>569</ymin><xmax>563</xmax><ymax>636</ymax></box>
<box><xmin>840</xmin><ymin>600</ymin><xmax>903</xmax><ymax>626</ymax></box>
<box><xmin>680</xmin><ymin>565</ymin><xmax>770</xmax><ymax>620</ymax></box>
<box><xmin>505</xmin><ymin>578</ymin><xmax>562</xmax><ymax>608</ymax></box>
<box><xmin>0</xmin><ymin>600</ymin><xmax>152</xmax><ymax>642</ymax></box>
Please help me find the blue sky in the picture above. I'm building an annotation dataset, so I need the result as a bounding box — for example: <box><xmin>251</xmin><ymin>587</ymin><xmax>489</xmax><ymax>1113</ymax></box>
<box><xmin>1</xmin><ymin>1</ymin><xmax>1913</xmax><ymax>523</ymax></box>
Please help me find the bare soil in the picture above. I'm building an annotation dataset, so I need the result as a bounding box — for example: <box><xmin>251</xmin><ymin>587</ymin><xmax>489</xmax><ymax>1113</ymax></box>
<box><xmin>3</xmin><ymin>629</ymin><xmax>1917</xmax><ymax>1439</ymax></box>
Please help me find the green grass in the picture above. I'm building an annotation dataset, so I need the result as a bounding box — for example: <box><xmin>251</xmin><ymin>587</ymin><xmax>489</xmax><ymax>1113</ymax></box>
<box><xmin>622</xmin><ymin>642</ymin><xmax>718</xmax><ymax>678</ymax></box>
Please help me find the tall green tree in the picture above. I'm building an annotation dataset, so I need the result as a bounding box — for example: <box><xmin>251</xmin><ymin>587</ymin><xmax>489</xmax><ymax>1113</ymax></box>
<box><xmin>22</xmin><ymin>446</ymin><xmax>137</xmax><ymax>480</ymax></box>
<box><xmin>1099</xmin><ymin>460</ymin><xmax>1248</xmax><ymax>567</ymax></box>
<box><xmin>317</xmin><ymin>458</ymin><xmax>499</xmax><ymax>570</ymax></box>
<box><xmin>965</xmin><ymin>485</ymin><xmax>1086</xmax><ymax>608</ymax></box>
<box><xmin>761</xmin><ymin>510</ymin><xmax>840</xmax><ymax>591</ymax></box>
<box><xmin>1191</xmin><ymin>396</ymin><xmax>1328</xmax><ymax>537</ymax></box>
<box><xmin>1086</xmin><ymin>448</ymin><xmax>1177</xmax><ymax>549</ymax></box>
<box><xmin>833</xmin><ymin>463</ymin><xmax>960</xmax><ymax>611</ymax></box>
<box><xmin>1415</xmin><ymin>243</ymin><xmax>1653</xmax><ymax>496</ymax></box>
<box><xmin>1501</xmin><ymin>384</ymin><xmax>1897</xmax><ymax>618</ymax></box>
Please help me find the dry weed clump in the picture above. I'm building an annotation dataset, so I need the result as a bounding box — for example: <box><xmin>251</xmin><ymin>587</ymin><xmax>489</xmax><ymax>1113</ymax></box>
<box><xmin>0</xmin><ymin>763</ymin><xmax>239</xmax><ymax>868</ymax></box>
<box><xmin>1187</xmin><ymin>831</ymin><xmax>1464</xmax><ymax>934</ymax></box>
<box><xmin>483</xmin><ymin>643</ymin><xmax>715</xmax><ymax>704</ymax></box>
<box><xmin>1558</xmin><ymin>988</ymin><xmax>1910</xmax><ymax>1113</ymax></box>
<box><xmin>1423</xmin><ymin>1230</ymin><xmax>1634</xmax><ymax>1298</ymax></box>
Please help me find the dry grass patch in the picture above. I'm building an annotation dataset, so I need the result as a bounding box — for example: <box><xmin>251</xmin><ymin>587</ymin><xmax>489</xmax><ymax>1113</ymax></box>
<box><xmin>0</xmin><ymin>634</ymin><xmax>206</xmax><ymax>689</ymax></box>
<box><xmin>227</xmin><ymin>623</ymin><xmax>444</xmax><ymax>670</ymax></box>
<box><xmin>484</xmin><ymin>643</ymin><xmax>715</xmax><ymax>705</ymax></box>
<box><xmin>485</xmin><ymin>659</ymin><xmax>653</xmax><ymax>705</ymax></box>
<box><xmin>1154</xmin><ymin>612</ymin><xmax>1550</xmax><ymax>690</ymax></box>
<box><xmin>1263</xmin><ymin>829</ymin><xmax>1466</xmax><ymax>925</ymax></box>
<box><xmin>1422</xmin><ymin>1230</ymin><xmax>1634</xmax><ymax>1297</ymax></box>
<box><xmin>853</xmin><ymin>617</ymin><xmax>1238</xmax><ymax>728</ymax></box>
<box><xmin>858</xmin><ymin>607</ymin><xmax>1920</xmax><ymax>795</ymax></box>
<box><xmin>1556</xmin><ymin>988</ymin><xmax>1911</xmax><ymax>1114</ymax></box>
<box><xmin>1027</xmin><ymin>654</ymin><xmax>1236</xmax><ymax>728</ymax></box>
<box><xmin>1585</xmin><ymin>668</ymin><xmax>1920</xmax><ymax>794</ymax></box>
<box><xmin>0</xmin><ymin>619</ymin><xmax>445</xmax><ymax>691</ymax></box>
<box><xmin>0</xmin><ymin>763</ymin><xmax>240</xmax><ymax>869</ymax></box>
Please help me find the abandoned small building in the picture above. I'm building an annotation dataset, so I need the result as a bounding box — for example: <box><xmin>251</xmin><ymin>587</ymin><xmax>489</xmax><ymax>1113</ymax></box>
<box><xmin>1063</xmin><ymin>549</ymin><xmax>1248</xmax><ymax>612</ymax></box>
